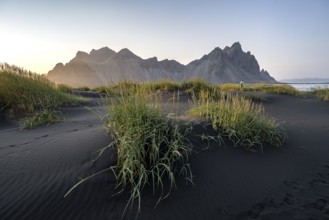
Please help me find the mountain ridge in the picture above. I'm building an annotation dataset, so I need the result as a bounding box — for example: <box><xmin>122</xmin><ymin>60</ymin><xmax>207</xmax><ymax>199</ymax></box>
<box><xmin>48</xmin><ymin>42</ymin><xmax>276</xmax><ymax>87</ymax></box>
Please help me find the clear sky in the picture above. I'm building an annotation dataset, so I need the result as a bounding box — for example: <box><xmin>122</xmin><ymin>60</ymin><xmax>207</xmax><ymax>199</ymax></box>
<box><xmin>0</xmin><ymin>0</ymin><xmax>328</xmax><ymax>80</ymax></box>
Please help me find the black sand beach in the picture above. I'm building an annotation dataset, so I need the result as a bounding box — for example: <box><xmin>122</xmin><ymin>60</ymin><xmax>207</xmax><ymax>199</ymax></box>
<box><xmin>1</xmin><ymin>94</ymin><xmax>329</xmax><ymax>220</ymax></box>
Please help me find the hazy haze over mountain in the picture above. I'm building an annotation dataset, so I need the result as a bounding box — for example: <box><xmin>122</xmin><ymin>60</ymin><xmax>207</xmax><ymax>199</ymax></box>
<box><xmin>48</xmin><ymin>42</ymin><xmax>275</xmax><ymax>87</ymax></box>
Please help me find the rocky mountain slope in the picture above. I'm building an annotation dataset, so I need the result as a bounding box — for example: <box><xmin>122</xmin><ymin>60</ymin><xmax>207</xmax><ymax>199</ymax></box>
<box><xmin>48</xmin><ymin>42</ymin><xmax>275</xmax><ymax>87</ymax></box>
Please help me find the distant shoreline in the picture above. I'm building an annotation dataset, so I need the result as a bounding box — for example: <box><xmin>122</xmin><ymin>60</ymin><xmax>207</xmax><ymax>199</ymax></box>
<box><xmin>278</xmin><ymin>82</ymin><xmax>329</xmax><ymax>84</ymax></box>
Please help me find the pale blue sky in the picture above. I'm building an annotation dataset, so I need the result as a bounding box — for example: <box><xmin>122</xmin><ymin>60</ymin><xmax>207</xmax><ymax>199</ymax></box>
<box><xmin>0</xmin><ymin>0</ymin><xmax>328</xmax><ymax>80</ymax></box>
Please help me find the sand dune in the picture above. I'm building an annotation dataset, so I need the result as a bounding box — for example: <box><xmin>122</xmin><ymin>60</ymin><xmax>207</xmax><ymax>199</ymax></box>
<box><xmin>1</xmin><ymin>94</ymin><xmax>329</xmax><ymax>219</ymax></box>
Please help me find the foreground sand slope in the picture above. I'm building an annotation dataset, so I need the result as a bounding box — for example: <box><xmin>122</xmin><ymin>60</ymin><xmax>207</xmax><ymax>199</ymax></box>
<box><xmin>0</xmin><ymin>94</ymin><xmax>329</xmax><ymax>220</ymax></box>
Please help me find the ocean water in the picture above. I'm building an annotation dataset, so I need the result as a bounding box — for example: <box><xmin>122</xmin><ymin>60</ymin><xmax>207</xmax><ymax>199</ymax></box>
<box><xmin>288</xmin><ymin>83</ymin><xmax>329</xmax><ymax>91</ymax></box>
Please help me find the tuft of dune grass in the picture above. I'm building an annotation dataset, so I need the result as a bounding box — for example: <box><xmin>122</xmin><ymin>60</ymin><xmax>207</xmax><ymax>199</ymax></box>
<box><xmin>187</xmin><ymin>91</ymin><xmax>287</xmax><ymax>151</ymax></box>
<box><xmin>102</xmin><ymin>94</ymin><xmax>192</xmax><ymax>215</ymax></box>
<box><xmin>218</xmin><ymin>83</ymin><xmax>301</xmax><ymax>96</ymax></box>
<box><xmin>311</xmin><ymin>88</ymin><xmax>329</xmax><ymax>101</ymax></box>
<box><xmin>0</xmin><ymin>70</ymin><xmax>84</xmax><ymax>128</ymax></box>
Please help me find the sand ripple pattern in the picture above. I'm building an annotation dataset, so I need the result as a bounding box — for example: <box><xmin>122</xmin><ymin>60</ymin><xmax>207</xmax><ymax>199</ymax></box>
<box><xmin>0</xmin><ymin>107</ymin><xmax>115</xmax><ymax>220</ymax></box>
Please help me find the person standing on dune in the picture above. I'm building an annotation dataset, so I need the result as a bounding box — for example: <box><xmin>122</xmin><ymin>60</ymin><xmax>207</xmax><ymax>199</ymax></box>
<box><xmin>240</xmin><ymin>80</ymin><xmax>244</xmax><ymax>88</ymax></box>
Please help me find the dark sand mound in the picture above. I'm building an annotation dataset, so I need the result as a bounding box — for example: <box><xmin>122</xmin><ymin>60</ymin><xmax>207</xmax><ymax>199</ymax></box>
<box><xmin>1</xmin><ymin>94</ymin><xmax>329</xmax><ymax>219</ymax></box>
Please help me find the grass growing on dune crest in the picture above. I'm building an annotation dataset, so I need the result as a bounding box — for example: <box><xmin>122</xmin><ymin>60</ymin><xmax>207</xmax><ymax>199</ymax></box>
<box><xmin>248</xmin><ymin>84</ymin><xmax>301</xmax><ymax>96</ymax></box>
<box><xmin>103</xmin><ymin>78</ymin><xmax>220</xmax><ymax>98</ymax></box>
<box><xmin>106</xmin><ymin>80</ymin><xmax>182</xmax><ymax>96</ymax></box>
<box><xmin>311</xmin><ymin>88</ymin><xmax>329</xmax><ymax>101</ymax></box>
<box><xmin>103</xmin><ymin>94</ymin><xmax>192</xmax><ymax>214</ymax></box>
<box><xmin>99</xmin><ymin>80</ymin><xmax>301</xmax><ymax>98</ymax></box>
<box><xmin>218</xmin><ymin>83</ymin><xmax>244</xmax><ymax>92</ymax></box>
<box><xmin>57</xmin><ymin>84</ymin><xmax>74</xmax><ymax>93</ymax></box>
<box><xmin>0</xmin><ymin>71</ymin><xmax>84</xmax><ymax>128</ymax></box>
<box><xmin>218</xmin><ymin>83</ymin><xmax>301</xmax><ymax>96</ymax></box>
<box><xmin>188</xmin><ymin>91</ymin><xmax>287</xmax><ymax>151</ymax></box>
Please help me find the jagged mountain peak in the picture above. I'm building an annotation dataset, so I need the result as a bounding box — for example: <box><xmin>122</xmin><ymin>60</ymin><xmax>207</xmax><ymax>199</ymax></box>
<box><xmin>88</xmin><ymin>47</ymin><xmax>116</xmax><ymax>62</ymax></box>
<box><xmin>222</xmin><ymin>42</ymin><xmax>260</xmax><ymax>74</ymax></box>
<box><xmin>207</xmin><ymin>47</ymin><xmax>224</xmax><ymax>59</ymax></box>
<box><xmin>117</xmin><ymin>48</ymin><xmax>138</xmax><ymax>58</ymax></box>
<box><xmin>223</xmin><ymin>42</ymin><xmax>243</xmax><ymax>55</ymax></box>
<box><xmin>54</xmin><ymin>63</ymin><xmax>64</xmax><ymax>68</ymax></box>
<box><xmin>146</xmin><ymin>57</ymin><xmax>158</xmax><ymax>62</ymax></box>
<box><xmin>90</xmin><ymin>46</ymin><xmax>112</xmax><ymax>53</ymax></box>
<box><xmin>159</xmin><ymin>59</ymin><xmax>183</xmax><ymax>66</ymax></box>
<box><xmin>72</xmin><ymin>47</ymin><xmax>116</xmax><ymax>63</ymax></box>
<box><xmin>159</xmin><ymin>59</ymin><xmax>185</xmax><ymax>73</ymax></box>
<box><xmin>70</xmin><ymin>51</ymin><xmax>90</xmax><ymax>63</ymax></box>
<box><xmin>75</xmin><ymin>51</ymin><xmax>89</xmax><ymax>58</ymax></box>
<box><xmin>231</xmin><ymin>42</ymin><xmax>242</xmax><ymax>50</ymax></box>
<box><xmin>142</xmin><ymin>57</ymin><xmax>159</xmax><ymax>68</ymax></box>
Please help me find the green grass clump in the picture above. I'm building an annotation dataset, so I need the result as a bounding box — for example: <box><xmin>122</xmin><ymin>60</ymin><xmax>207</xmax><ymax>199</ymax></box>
<box><xmin>218</xmin><ymin>83</ymin><xmax>301</xmax><ymax>96</ymax></box>
<box><xmin>152</xmin><ymin>79</ymin><xmax>181</xmax><ymax>93</ymax></box>
<box><xmin>247</xmin><ymin>84</ymin><xmax>301</xmax><ymax>96</ymax></box>
<box><xmin>242</xmin><ymin>93</ymin><xmax>268</xmax><ymax>102</ymax></box>
<box><xmin>103</xmin><ymin>94</ymin><xmax>192</xmax><ymax>213</ymax></box>
<box><xmin>311</xmin><ymin>88</ymin><xmax>329</xmax><ymax>101</ymax></box>
<box><xmin>92</xmin><ymin>86</ymin><xmax>112</xmax><ymax>94</ymax></box>
<box><xmin>104</xmin><ymin>78</ymin><xmax>219</xmax><ymax>98</ymax></box>
<box><xmin>0</xmin><ymin>70</ymin><xmax>84</xmax><ymax>128</ymax></box>
<box><xmin>75</xmin><ymin>86</ymin><xmax>91</xmax><ymax>91</ymax></box>
<box><xmin>219</xmin><ymin>83</ymin><xmax>244</xmax><ymax>92</ymax></box>
<box><xmin>187</xmin><ymin>92</ymin><xmax>287</xmax><ymax>151</ymax></box>
<box><xmin>18</xmin><ymin>109</ymin><xmax>63</xmax><ymax>129</ymax></box>
<box><xmin>57</xmin><ymin>84</ymin><xmax>74</xmax><ymax>93</ymax></box>
<box><xmin>181</xmin><ymin>78</ymin><xmax>211</xmax><ymax>92</ymax></box>
<box><xmin>107</xmin><ymin>80</ymin><xmax>182</xmax><ymax>96</ymax></box>
<box><xmin>108</xmin><ymin>80</ymin><xmax>153</xmax><ymax>96</ymax></box>
<box><xmin>182</xmin><ymin>78</ymin><xmax>223</xmax><ymax>100</ymax></box>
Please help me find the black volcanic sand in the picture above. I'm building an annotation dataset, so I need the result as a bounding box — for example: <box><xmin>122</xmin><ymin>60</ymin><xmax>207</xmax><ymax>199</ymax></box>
<box><xmin>1</xmin><ymin>94</ymin><xmax>329</xmax><ymax>220</ymax></box>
